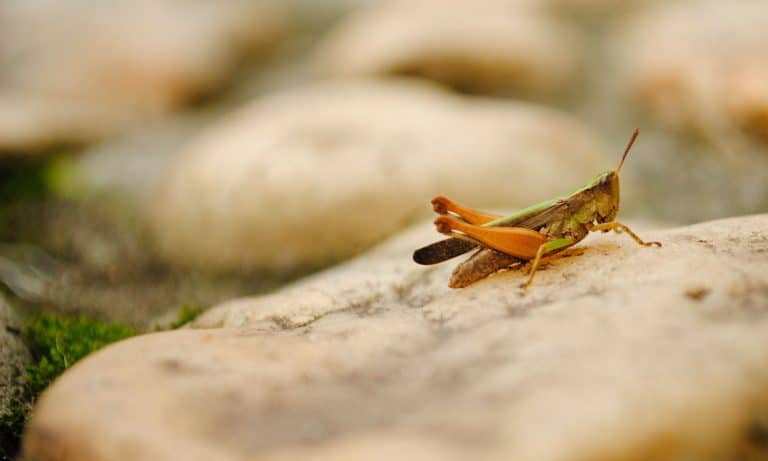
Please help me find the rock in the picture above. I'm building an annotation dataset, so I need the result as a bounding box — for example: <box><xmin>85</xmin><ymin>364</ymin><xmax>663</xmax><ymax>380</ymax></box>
<box><xmin>291</xmin><ymin>0</ymin><xmax>380</xmax><ymax>29</ymax></box>
<box><xmin>23</xmin><ymin>214</ymin><xmax>768</xmax><ymax>461</ymax></box>
<box><xmin>313</xmin><ymin>1</ymin><xmax>584</xmax><ymax>97</ymax></box>
<box><xmin>148</xmin><ymin>80</ymin><xmax>607</xmax><ymax>272</ymax></box>
<box><xmin>614</xmin><ymin>0</ymin><xmax>768</xmax><ymax>142</ymax></box>
<box><xmin>74</xmin><ymin>114</ymin><xmax>212</xmax><ymax>205</ymax></box>
<box><xmin>0</xmin><ymin>296</ymin><xmax>30</xmax><ymax>431</ymax></box>
<box><xmin>547</xmin><ymin>0</ymin><xmax>654</xmax><ymax>16</ymax></box>
<box><xmin>0</xmin><ymin>0</ymin><xmax>287</xmax><ymax>153</ymax></box>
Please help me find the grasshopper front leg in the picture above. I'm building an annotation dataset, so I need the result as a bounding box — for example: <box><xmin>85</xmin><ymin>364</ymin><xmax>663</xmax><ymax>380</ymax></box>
<box><xmin>588</xmin><ymin>222</ymin><xmax>662</xmax><ymax>247</ymax></box>
<box><xmin>522</xmin><ymin>237</ymin><xmax>574</xmax><ymax>288</ymax></box>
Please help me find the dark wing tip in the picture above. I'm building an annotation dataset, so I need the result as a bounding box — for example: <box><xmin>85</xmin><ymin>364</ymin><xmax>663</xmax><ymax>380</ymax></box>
<box><xmin>413</xmin><ymin>238</ymin><xmax>479</xmax><ymax>265</ymax></box>
<box><xmin>413</xmin><ymin>247</ymin><xmax>437</xmax><ymax>265</ymax></box>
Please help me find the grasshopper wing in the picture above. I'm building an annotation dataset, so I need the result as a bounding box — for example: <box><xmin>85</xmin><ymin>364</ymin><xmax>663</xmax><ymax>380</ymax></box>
<box><xmin>413</xmin><ymin>238</ymin><xmax>479</xmax><ymax>265</ymax></box>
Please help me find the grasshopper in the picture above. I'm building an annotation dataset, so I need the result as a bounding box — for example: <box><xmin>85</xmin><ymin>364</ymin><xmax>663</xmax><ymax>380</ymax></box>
<box><xmin>413</xmin><ymin>129</ymin><xmax>661</xmax><ymax>288</ymax></box>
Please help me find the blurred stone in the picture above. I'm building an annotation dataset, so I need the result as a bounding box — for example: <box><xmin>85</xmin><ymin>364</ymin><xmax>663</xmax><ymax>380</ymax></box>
<box><xmin>725</xmin><ymin>62</ymin><xmax>768</xmax><ymax>141</ymax></box>
<box><xmin>313</xmin><ymin>0</ymin><xmax>584</xmax><ymax>97</ymax></box>
<box><xmin>615</xmin><ymin>0</ymin><xmax>768</xmax><ymax>142</ymax></box>
<box><xmin>0</xmin><ymin>0</ymin><xmax>288</xmax><ymax>153</ymax></box>
<box><xmin>291</xmin><ymin>0</ymin><xmax>380</xmax><ymax>29</ymax></box>
<box><xmin>0</xmin><ymin>296</ymin><xmax>30</xmax><ymax>431</ymax></box>
<box><xmin>75</xmin><ymin>114</ymin><xmax>213</xmax><ymax>205</ymax></box>
<box><xmin>22</xmin><ymin>214</ymin><xmax>768</xmax><ymax>461</ymax></box>
<box><xmin>149</xmin><ymin>80</ymin><xmax>607</xmax><ymax>272</ymax></box>
<box><xmin>547</xmin><ymin>0</ymin><xmax>654</xmax><ymax>16</ymax></box>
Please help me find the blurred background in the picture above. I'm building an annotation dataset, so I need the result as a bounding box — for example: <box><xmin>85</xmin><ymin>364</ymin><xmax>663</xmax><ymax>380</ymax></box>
<box><xmin>0</xmin><ymin>1</ymin><xmax>767</xmax><ymax>451</ymax></box>
<box><xmin>2</xmin><ymin>0</ymin><xmax>768</xmax><ymax>323</ymax></box>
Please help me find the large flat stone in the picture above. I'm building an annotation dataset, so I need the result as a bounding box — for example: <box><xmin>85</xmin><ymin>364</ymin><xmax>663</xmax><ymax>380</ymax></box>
<box><xmin>23</xmin><ymin>214</ymin><xmax>768</xmax><ymax>461</ymax></box>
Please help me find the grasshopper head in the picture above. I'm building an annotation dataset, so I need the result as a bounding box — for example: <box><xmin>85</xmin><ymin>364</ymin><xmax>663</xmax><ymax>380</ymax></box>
<box><xmin>590</xmin><ymin>129</ymin><xmax>638</xmax><ymax>223</ymax></box>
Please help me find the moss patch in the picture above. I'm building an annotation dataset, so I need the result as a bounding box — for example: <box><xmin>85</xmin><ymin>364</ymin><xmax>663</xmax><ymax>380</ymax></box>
<box><xmin>1</xmin><ymin>315</ymin><xmax>137</xmax><ymax>458</ymax></box>
<box><xmin>165</xmin><ymin>305</ymin><xmax>205</xmax><ymax>330</ymax></box>
<box><xmin>1</xmin><ymin>314</ymin><xmax>137</xmax><ymax>460</ymax></box>
<box><xmin>22</xmin><ymin>314</ymin><xmax>138</xmax><ymax>396</ymax></box>
<box><xmin>0</xmin><ymin>397</ymin><xmax>28</xmax><ymax>461</ymax></box>
<box><xmin>1</xmin><ymin>306</ymin><xmax>209</xmax><ymax>459</ymax></box>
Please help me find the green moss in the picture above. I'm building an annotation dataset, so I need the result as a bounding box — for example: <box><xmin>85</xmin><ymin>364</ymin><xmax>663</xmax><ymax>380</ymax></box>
<box><xmin>0</xmin><ymin>154</ymin><xmax>83</xmax><ymax>202</ymax></box>
<box><xmin>167</xmin><ymin>305</ymin><xmax>205</xmax><ymax>330</ymax></box>
<box><xmin>21</xmin><ymin>309</ymin><xmax>202</xmax><ymax>397</ymax></box>
<box><xmin>22</xmin><ymin>314</ymin><xmax>138</xmax><ymax>395</ymax></box>
<box><xmin>45</xmin><ymin>156</ymin><xmax>86</xmax><ymax>199</ymax></box>
<box><xmin>0</xmin><ymin>314</ymin><xmax>138</xmax><ymax>459</ymax></box>
<box><xmin>0</xmin><ymin>398</ymin><xmax>30</xmax><ymax>460</ymax></box>
<box><xmin>1</xmin><ymin>309</ymin><xmax>206</xmax><ymax>458</ymax></box>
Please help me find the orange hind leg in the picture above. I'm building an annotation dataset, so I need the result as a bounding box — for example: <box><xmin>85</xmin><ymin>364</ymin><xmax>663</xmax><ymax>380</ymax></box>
<box><xmin>431</xmin><ymin>196</ymin><xmax>501</xmax><ymax>225</ymax></box>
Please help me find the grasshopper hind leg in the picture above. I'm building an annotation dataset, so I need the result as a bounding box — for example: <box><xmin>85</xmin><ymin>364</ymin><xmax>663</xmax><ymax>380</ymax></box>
<box><xmin>431</xmin><ymin>196</ymin><xmax>501</xmax><ymax>225</ymax></box>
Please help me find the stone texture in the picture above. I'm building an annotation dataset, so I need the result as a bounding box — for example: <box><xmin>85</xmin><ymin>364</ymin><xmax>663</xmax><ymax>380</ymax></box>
<box><xmin>0</xmin><ymin>0</ymin><xmax>287</xmax><ymax>153</ymax></box>
<box><xmin>149</xmin><ymin>80</ymin><xmax>607</xmax><ymax>271</ymax></box>
<box><xmin>614</xmin><ymin>0</ymin><xmax>768</xmax><ymax>141</ymax></box>
<box><xmin>23</xmin><ymin>214</ymin><xmax>768</xmax><ymax>461</ymax></box>
<box><xmin>0</xmin><ymin>296</ymin><xmax>30</xmax><ymax>427</ymax></box>
<box><xmin>313</xmin><ymin>0</ymin><xmax>584</xmax><ymax>97</ymax></box>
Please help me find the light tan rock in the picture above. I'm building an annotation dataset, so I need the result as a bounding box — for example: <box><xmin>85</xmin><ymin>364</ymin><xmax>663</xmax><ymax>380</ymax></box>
<box><xmin>148</xmin><ymin>80</ymin><xmax>607</xmax><ymax>272</ymax></box>
<box><xmin>23</xmin><ymin>214</ymin><xmax>768</xmax><ymax>461</ymax></box>
<box><xmin>0</xmin><ymin>0</ymin><xmax>287</xmax><ymax>153</ymax></box>
<box><xmin>313</xmin><ymin>0</ymin><xmax>584</xmax><ymax>97</ymax></box>
<box><xmin>614</xmin><ymin>0</ymin><xmax>768</xmax><ymax>141</ymax></box>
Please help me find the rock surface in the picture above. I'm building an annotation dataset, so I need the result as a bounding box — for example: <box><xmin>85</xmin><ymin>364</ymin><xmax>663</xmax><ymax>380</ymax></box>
<box><xmin>313</xmin><ymin>0</ymin><xmax>584</xmax><ymax>97</ymax></box>
<box><xmin>23</xmin><ymin>214</ymin><xmax>768</xmax><ymax>461</ymax></box>
<box><xmin>0</xmin><ymin>296</ymin><xmax>30</xmax><ymax>429</ymax></box>
<box><xmin>149</xmin><ymin>80</ymin><xmax>607</xmax><ymax>271</ymax></box>
<box><xmin>0</xmin><ymin>0</ymin><xmax>287</xmax><ymax>153</ymax></box>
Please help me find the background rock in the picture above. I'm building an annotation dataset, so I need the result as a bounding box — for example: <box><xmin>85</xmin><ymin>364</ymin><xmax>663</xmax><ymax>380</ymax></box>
<box><xmin>73</xmin><ymin>114</ymin><xmax>212</xmax><ymax>206</ymax></box>
<box><xmin>149</xmin><ymin>80</ymin><xmax>608</xmax><ymax>272</ymax></box>
<box><xmin>614</xmin><ymin>0</ymin><xmax>768</xmax><ymax>142</ymax></box>
<box><xmin>547</xmin><ymin>0</ymin><xmax>655</xmax><ymax>16</ymax></box>
<box><xmin>22</xmin><ymin>214</ymin><xmax>768</xmax><ymax>461</ymax></box>
<box><xmin>313</xmin><ymin>0</ymin><xmax>584</xmax><ymax>97</ymax></box>
<box><xmin>567</xmin><ymin>0</ymin><xmax>768</xmax><ymax>224</ymax></box>
<box><xmin>0</xmin><ymin>0</ymin><xmax>288</xmax><ymax>153</ymax></box>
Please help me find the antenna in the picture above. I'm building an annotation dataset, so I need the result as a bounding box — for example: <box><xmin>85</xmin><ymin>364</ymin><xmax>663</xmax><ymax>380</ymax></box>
<box><xmin>616</xmin><ymin>129</ymin><xmax>639</xmax><ymax>174</ymax></box>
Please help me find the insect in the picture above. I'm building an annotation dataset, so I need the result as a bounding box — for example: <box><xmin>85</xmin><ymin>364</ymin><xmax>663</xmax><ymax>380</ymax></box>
<box><xmin>413</xmin><ymin>129</ymin><xmax>661</xmax><ymax>288</ymax></box>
